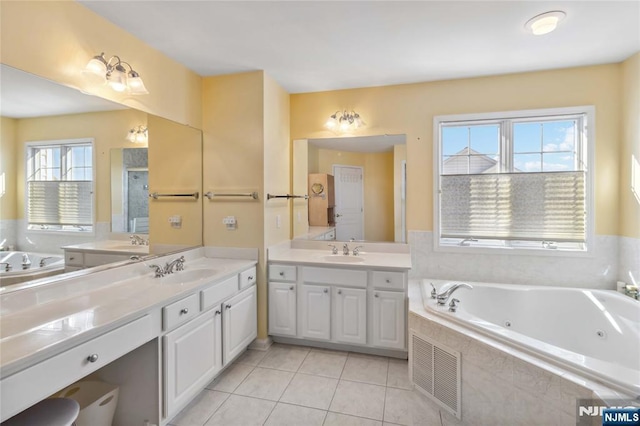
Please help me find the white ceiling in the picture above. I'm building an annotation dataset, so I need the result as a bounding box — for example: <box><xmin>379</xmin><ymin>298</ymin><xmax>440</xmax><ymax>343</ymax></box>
<box><xmin>0</xmin><ymin>65</ymin><xmax>125</xmax><ymax>118</ymax></box>
<box><xmin>79</xmin><ymin>1</ymin><xmax>640</xmax><ymax>93</ymax></box>
<box><xmin>309</xmin><ymin>134</ymin><xmax>405</xmax><ymax>153</ymax></box>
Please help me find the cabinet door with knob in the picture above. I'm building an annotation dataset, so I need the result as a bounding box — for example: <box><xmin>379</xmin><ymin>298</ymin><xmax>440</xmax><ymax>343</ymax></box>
<box><xmin>223</xmin><ymin>285</ymin><xmax>257</xmax><ymax>364</ymax></box>
<box><xmin>300</xmin><ymin>285</ymin><xmax>331</xmax><ymax>340</ymax></box>
<box><xmin>164</xmin><ymin>309</ymin><xmax>222</xmax><ymax>417</ymax></box>
<box><xmin>333</xmin><ymin>287</ymin><xmax>367</xmax><ymax>345</ymax></box>
<box><xmin>372</xmin><ymin>290</ymin><xmax>405</xmax><ymax>349</ymax></box>
<box><xmin>268</xmin><ymin>282</ymin><xmax>297</xmax><ymax>336</ymax></box>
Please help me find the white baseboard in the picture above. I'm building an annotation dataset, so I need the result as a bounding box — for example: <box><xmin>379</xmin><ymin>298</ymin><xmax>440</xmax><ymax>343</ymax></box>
<box><xmin>249</xmin><ymin>337</ymin><xmax>273</xmax><ymax>351</ymax></box>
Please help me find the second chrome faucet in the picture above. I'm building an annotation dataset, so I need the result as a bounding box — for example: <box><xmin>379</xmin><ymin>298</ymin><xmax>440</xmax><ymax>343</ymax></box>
<box><xmin>149</xmin><ymin>255</ymin><xmax>186</xmax><ymax>278</ymax></box>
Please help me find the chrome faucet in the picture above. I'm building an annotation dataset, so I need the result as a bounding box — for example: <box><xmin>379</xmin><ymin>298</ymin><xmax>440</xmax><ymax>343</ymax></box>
<box><xmin>353</xmin><ymin>245</ymin><xmax>364</xmax><ymax>256</ymax></box>
<box><xmin>328</xmin><ymin>244</ymin><xmax>338</xmax><ymax>255</ymax></box>
<box><xmin>342</xmin><ymin>243</ymin><xmax>350</xmax><ymax>255</ymax></box>
<box><xmin>130</xmin><ymin>234</ymin><xmax>148</xmax><ymax>245</ymax></box>
<box><xmin>0</xmin><ymin>262</ymin><xmax>12</xmax><ymax>272</ymax></box>
<box><xmin>21</xmin><ymin>254</ymin><xmax>31</xmax><ymax>270</ymax></box>
<box><xmin>39</xmin><ymin>256</ymin><xmax>55</xmax><ymax>267</ymax></box>
<box><xmin>436</xmin><ymin>282</ymin><xmax>473</xmax><ymax>306</ymax></box>
<box><xmin>149</xmin><ymin>264</ymin><xmax>165</xmax><ymax>278</ymax></box>
<box><xmin>164</xmin><ymin>256</ymin><xmax>186</xmax><ymax>274</ymax></box>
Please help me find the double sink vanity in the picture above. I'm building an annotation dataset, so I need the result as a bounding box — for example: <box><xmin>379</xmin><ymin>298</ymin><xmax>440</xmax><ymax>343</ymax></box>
<box><xmin>0</xmin><ymin>240</ymin><xmax>411</xmax><ymax>425</ymax></box>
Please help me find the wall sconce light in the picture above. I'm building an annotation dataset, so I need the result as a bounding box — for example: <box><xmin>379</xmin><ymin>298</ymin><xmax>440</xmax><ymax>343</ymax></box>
<box><xmin>127</xmin><ymin>125</ymin><xmax>148</xmax><ymax>144</ymax></box>
<box><xmin>83</xmin><ymin>52</ymin><xmax>149</xmax><ymax>94</ymax></box>
<box><xmin>325</xmin><ymin>110</ymin><xmax>365</xmax><ymax>132</ymax></box>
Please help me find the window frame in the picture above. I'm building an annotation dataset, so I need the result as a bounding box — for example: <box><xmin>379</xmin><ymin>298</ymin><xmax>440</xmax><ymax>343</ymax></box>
<box><xmin>433</xmin><ymin>106</ymin><xmax>595</xmax><ymax>257</ymax></box>
<box><xmin>24</xmin><ymin>138</ymin><xmax>96</xmax><ymax>236</ymax></box>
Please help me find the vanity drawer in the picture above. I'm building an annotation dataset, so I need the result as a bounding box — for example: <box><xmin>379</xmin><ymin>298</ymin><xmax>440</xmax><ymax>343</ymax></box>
<box><xmin>201</xmin><ymin>275</ymin><xmax>238</xmax><ymax>311</ymax></box>
<box><xmin>64</xmin><ymin>250</ymin><xmax>84</xmax><ymax>266</ymax></box>
<box><xmin>163</xmin><ymin>294</ymin><xmax>199</xmax><ymax>331</ymax></box>
<box><xmin>302</xmin><ymin>267</ymin><xmax>367</xmax><ymax>288</ymax></box>
<box><xmin>269</xmin><ymin>264</ymin><xmax>296</xmax><ymax>282</ymax></box>
<box><xmin>372</xmin><ymin>271</ymin><xmax>405</xmax><ymax>290</ymax></box>
<box><xmin>240</xmin><ymin>266</ymin><xmax>257</xmax><ymax>289</ymax></box>
<box><xmin>0</xmin><ymin>315</ymin><xmax>153</xmax><ymax>422</ymax></box>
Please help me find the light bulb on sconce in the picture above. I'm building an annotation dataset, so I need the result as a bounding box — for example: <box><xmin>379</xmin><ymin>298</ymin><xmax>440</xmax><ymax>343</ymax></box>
<box><xmin>83</xmin><ymin>52</ymin><xmax>149</xmax><ymax>95</ymax></box>
<box><xmin>324</xmin><ymin>110</ymin><xmax>365</xmax><ymax>132</ymax></box>
<box><xmin>126</xmin><ymin>125</ymin><xmax>148</xmax><ymax>144</ymax></box>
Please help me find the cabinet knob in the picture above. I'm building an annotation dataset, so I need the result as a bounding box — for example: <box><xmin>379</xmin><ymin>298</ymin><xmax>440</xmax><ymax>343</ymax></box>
<box><xmin>385</xmin><ymin>279</ymin><xmax>391</xmax><ymax>284</ymax></box>
<box><xmin>337</xmin><ymin>290</ymin><xmax>342</xmax><ymax>295</ymax></box>
<box><xmin>289</xmin><ymin>286</ymin><xmax>294</xmax><ymax>290</ymax></box>
<box><xmin>248</xmin><ymin>276</ymin><xmax>254</xmax><ymax>281</ymax></box>
<box><xmin>226</xmin><ymin>304</ymin><xmax>232</xmax><ymax>309</ymax></box>
<box><xmin>215</xmin><ymin>310</ymin><xmax>221</xmax><ymax>316</ymax></box>
<box><xmin>87</xmin><ymin>354</ymin><xmax>99</xmax><ymax>363</ymax></box>
<box><xmin>374</xmin><ymin>293</ymin><xmax>379</xmax><ymax>298</ymax></box>
<box><xmin>69</xmin><ymin>256</ymin><xmax>75</xmax><ymax>260</ymax></box>
<box><xmin>324</xmin><ymin>288</ymin><xmax>328</xmax><ymax>293</ymax></box>
<box><xmin>180</xmin><ymin>308</ymin><xmax>189</xmax><ymax>315</ymax></box>
<box><xmin>279</xmin><ymin>271</ymin><xmax>285</xmax><ymax>277</ymax></box>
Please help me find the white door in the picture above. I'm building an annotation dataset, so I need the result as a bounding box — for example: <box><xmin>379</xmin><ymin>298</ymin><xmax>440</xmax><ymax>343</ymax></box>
<box><xmin>333</xmin><ymin>287</ymin><xmax>367</xmax><ymax>345</ymax></box>
<box><xmin>372</xmin><ymin>290</ymin><xmax>405</xmax><ymax>349</ymax></box>
<box><xmin>333</xmin><ymin>165</ymin><xmax>364</xmax><ymax>241</ymax></box>
<box><xmin>268</xmin><ymin>282</ymin><xmax>297</xmax><ymax>336</ymax></box>
<box><xmin>164</xmin><ymin>309</ymin><xmax>222</xmax><ymax>418</ymax></box>
<box><xmin>223</xmin><ymin>286</ymin><xmax>257</xmax><ymax>364</ymax></box>
<box><xmin>300</xmin><ymin>284</ymin><xmax>331</xmax><ymax>340</ymax></box>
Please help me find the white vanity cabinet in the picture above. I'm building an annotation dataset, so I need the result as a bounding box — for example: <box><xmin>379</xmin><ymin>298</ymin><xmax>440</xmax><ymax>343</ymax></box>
<box><xmin>223</xmin><ymin>285</ymin><xmax>257</xmax><ymax>364</ymax></box>
<box><xmin>300</xmin><ymin>284</ymin><xmax>331</xmax><ymax>340</ymax></box>
<box><xmin>268</xmin><ymin>262</ymin><xmax>408</xmax><ymax>354</ymax></box>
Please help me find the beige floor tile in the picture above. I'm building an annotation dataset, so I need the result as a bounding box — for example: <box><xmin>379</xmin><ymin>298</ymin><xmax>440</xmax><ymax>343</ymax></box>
<box><xmin>323</xmin><ymin>412</ymin><xmax>383</xmax><ymax>426</ymax></box>
<box><xmin>234</xmin><ymin>349</ymin><xmax>268</xmax><ymax>366</ymax></box>
<box><xmin>386</xmin><ymin>359</ymin><xmax>412</xmax><ymax>390</ymax></box>
<box><xmin>207</xmin><ymin>362</ymin><xmax>254</xmax><ymax>393</ymax></box>
<box><xmin>280</xmin><ymin>372</ymin><xmax>338</xmax><ymax>410</ymax></box>
<box><xmin>341</xmin><ymin>353</ymin><xmax>389</xmax><ymax>386</ymax></box>
<box><xmin>329</xmin><ymin>380</ymin><xmax>386</xmax><ymax>421</ymax></box>
<box><xmin>169</xmin><ymin>390</ymin><xmax>229</xmax><ymax>426</ymax></box>
<box><xmin>299</xmin><ymin>350</ymin><xmax>348</xmax><ymax>378</ymax></box>
<box><xmin>259</xmin><ymin>344</ymin><xmax>310</xmax><ymax>372</ymax></box>
<box><xmin>383</xmin><ymin>388</ymin><xmax>441</xmax><ymax>426</ymax></box>
<box><xmin>204</xmin><ymin>395</ymin><xmax>275</xmax><ymax>426</ymax></box>
<box><xmin>264</xmin><ymin>402</ymin><xmax>326</xmax><ymax>426</ymax></box>
<box><xmin>234</xmin><ymin>367</ymin><xmax>294</xmax><ymax>401</ymax></box>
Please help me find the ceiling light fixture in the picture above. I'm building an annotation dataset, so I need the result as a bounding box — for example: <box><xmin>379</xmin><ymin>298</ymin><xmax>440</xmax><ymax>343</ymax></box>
<box><xmin>126</xmin><ymin>125</ymin><xmax>148</xmax><ymax>144</ymax></box>
<box><xmin>325</xmin><ymin>110</ymin><xmax>365</xmax><ymax>132</ymax></box>
<box><xmin>525</xmin><ymin>11</ymin><xmax>566</xmax><ymax>35</ymax></box>
<box><xmin>83</xmin><ymin>52</ymin><xmax>149</xmax><ymax>94</ymax></box>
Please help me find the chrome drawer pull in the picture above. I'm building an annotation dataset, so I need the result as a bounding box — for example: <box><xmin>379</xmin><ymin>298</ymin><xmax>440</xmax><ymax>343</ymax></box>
<box><xmin>385</xmin><ymin>279</ymin><xmax>391</xmax><ymax>283</ymax></box>
<box><xmin>180</xmin><ymin>308</ymin><xmax>189</xmax><ymax>315</ymax></box>
<box><xmin>337</xmin><ymin>290</ymin><xmax>342</xmax><ymax>295</ymax></box>
<box><xmin>374</xmin><ymin>293</ymin><xmax>379</xmax><ymax>298</ymax></box>
<box><xmin>87</xmin><ymin>354</ymin><xmax>99</xmax><ymax>363</ymax></box>
<box><xmin>215</xmin><ymin>310</ymin><xmax>221</xmax><ymax>316</ymax></box>
<box><xmin>226</xmin><ymin>304</ymin><xmax>232</xmax><ymax>309</ymax></box>
<box><xmin>279</xmin><ymin>271</ymin><xmax>285</xmax><ymax>276</ymax></box>
<box><xmin>323</xmin><ymin>288</ymin><xmax>328</xmax><ymax>293</ymax></box>
<box><xmin>289</xmin><ymin>286</ymin><xmax>294</xmax><ymax>290</ymax></box>
<box><xmin>248</xmin><ymin>276</ymin><xmax>254</xmax><ymax>281</ymax></box>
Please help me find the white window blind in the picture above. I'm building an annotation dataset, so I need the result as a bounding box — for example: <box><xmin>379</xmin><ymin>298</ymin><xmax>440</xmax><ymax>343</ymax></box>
<box><xmin>27</xmin><ymin>181</ymin><xmax>93</xmax><ymax>227</ymax></box>
<box><xmin>441</xmin><ymin>171</ymin><xmax>586</xmax><ymax>242</ymax></box>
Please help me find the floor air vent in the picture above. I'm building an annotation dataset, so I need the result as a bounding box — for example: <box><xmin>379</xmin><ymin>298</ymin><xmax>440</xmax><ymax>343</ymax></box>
<box><xmin>409</xmin><ymin>330</ymin><xmax>461</xmax><ymax>419</ymax></box>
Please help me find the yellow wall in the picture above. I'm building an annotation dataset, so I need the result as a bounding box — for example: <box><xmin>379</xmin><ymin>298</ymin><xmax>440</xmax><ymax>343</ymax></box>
<box><xmin>1</xmin><ymin>1</ymin><xmax>202</xmax><ymax>128</ymax></box>
<box><xmin>291</xmin><ymin>64</ymin><xmax>622</xmax><ymax>236</ymax></box>
<box><xmin>621</xmin><ymin>53</ymin><xmax>640</xmax><ymax>239</ymax></box>
<box><xmin>314</xmin><ymin>149</ymin><xmax>395</xmax><ymax>241</ymax></box>
<box><xmin>0</xmin><ymin>117</ymin><xmax>17</xmax><ymax>220</ymax></box>
<box><xmin>13</xmin><ymin>109</ymin><xmax>148</xmax><ymax>224</ymax></box>
<box><xmin>147</xmin><ymin>115</ymin><xmax>203</xmax><ymax>248</ymax></box>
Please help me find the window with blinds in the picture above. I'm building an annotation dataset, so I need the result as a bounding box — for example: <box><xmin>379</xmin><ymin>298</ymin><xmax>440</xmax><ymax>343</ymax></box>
<box><xmin>435</xmin><ymin>107</ymin><xmax>593</xmax><ymax>252</ymax></box>
<box><xmin>26</xmin><ymin>139</ymin><xmax>94</xmax><ymax>232</ymax></box>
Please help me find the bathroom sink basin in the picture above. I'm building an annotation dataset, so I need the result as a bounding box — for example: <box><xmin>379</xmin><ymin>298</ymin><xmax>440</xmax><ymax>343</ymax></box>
<box><xmin>159</xmin><ymin>269</ymin><xmax>218</xmax><ymax>284</ymax></box>
<box><xmin>321</xmin><ymin>255</ymin><xmax>365</xmax><ymax>264</ymax></box>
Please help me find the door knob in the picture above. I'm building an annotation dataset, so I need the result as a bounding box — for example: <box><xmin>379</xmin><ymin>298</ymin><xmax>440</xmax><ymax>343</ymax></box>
<box><xmin>335</xmin><ymin>214</ymin><xmax>342</xmax><ymax>217</ymax></box>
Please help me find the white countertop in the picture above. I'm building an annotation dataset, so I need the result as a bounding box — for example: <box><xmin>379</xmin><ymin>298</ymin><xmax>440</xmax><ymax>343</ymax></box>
<box><xmin>0</xmin><ymin>249</ymin><xmax>256</xmax><ymax>377</ymax></box>
<box><xmin>61</xmin><ymin>240</ymin><xmax>150</xmax><ymax>255</ymax></box>
<box><xmin>268</xmin><ymin>246</ymin><xmax>411</xmax><ymax>270</ymax></box>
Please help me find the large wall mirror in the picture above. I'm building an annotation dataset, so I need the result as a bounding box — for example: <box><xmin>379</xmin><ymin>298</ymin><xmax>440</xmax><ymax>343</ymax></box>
<box><xmin>0</xmin><ymin>64</ymin><xmax>203</xmax><ymax>277</ymax></box>
<box><xmin>292</xmin><ymin>135</ymin><xmax>407</xmax><ymax>243</ymax></box>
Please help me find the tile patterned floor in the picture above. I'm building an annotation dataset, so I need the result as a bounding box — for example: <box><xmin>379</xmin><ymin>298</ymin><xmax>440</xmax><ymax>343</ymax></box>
<box><xmin>167</xmin><ymin>343</ymin><xmax>448</xmax><ymax>426</ymax></box>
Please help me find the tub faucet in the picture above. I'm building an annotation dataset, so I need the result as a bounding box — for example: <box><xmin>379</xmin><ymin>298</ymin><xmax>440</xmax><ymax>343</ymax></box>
<box><xmin>130</xmin><ymin>234</ymin><xmax>147</xmax><ymax>245</ymax></box>
<box><xmin>436</xmin><ymin>282</ymin><xmax>473</xmax><ymax>306</ymax></box>
<box><xmin>21</xmin><ymin>254</ymin><xmax>31</xmax><ymax>270</ymax></box>
<box><xmin>164</xmin><ymin>256</ymin><xmax>185</xmax><ymax>274</ymax></box>
<box><xmin>0</xmin><ymin>262</ymin><xmax>12</xmax><ymax>272</ymax></box>
<box><xmin>39</xmin><ymin>256</ymin><xmax>55</xmax><ymax>267</ymax></box>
